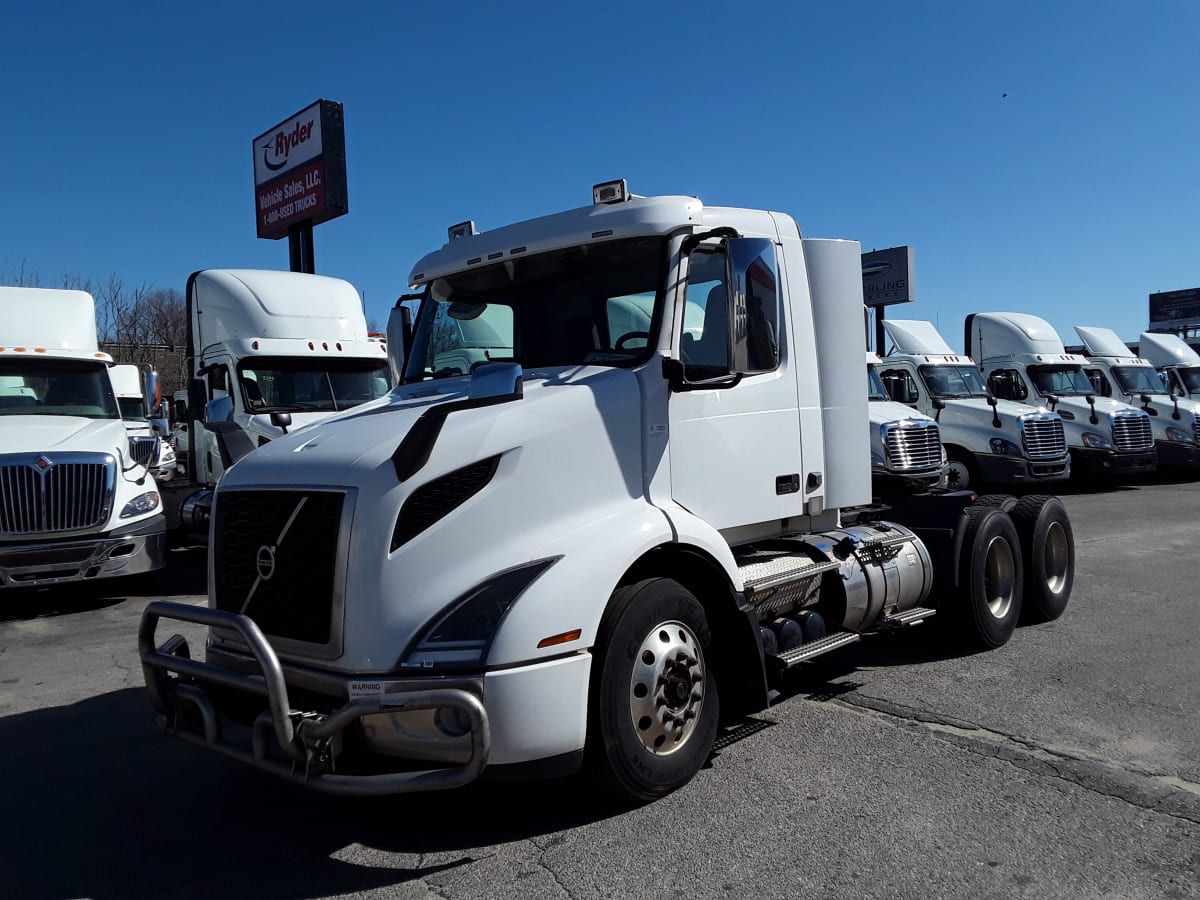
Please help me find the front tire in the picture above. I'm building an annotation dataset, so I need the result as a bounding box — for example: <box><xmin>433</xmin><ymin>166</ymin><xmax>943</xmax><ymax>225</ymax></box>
<box><xmin>1011</xmin><ymin>495</ymin><xmax>1074</xmax><ymax>623</ymax></box>
<box><xmin>953</xmin><ymin>506</ymin><xmax>1024</xmax><ymax>649</ymax></box>
<box><xmin>946</xmin><ymin>447</ymin><xmax>982</xmax><ymax>491</ymax></box>
<box><xmin>587</xmin><ymin>578</ymin><xmax>720</xmax><ymax>803</ymax></box>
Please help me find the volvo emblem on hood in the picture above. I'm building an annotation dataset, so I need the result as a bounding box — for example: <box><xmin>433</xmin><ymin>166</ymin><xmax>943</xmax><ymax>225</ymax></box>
<box><xmin>255</xmin><ymin>545</ymin><xmax>277</xmax><ymax>581</ymax></box>
<box><xmin>239</xmin><ymin>496</ymin><xmax>309</xmax><ymax>614</ymax></box>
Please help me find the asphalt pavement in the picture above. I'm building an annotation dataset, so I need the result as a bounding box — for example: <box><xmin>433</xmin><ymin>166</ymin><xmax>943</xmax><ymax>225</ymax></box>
<box><xmin>1</xmin><ymin>480</ymin><xmax>1197</xmax><ymax>899</ymax></box>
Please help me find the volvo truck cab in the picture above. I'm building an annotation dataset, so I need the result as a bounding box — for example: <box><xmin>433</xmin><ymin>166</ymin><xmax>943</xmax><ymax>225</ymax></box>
<box><xmin>967</xmin><ymin>312</ymin><xmax>1156</xmax><ymax>478</ymax></box>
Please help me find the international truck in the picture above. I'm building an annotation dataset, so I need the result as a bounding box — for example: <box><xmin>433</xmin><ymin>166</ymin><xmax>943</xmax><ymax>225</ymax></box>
<box><xmin>160</xmin><ymin>269</ymin><xmax>392</xmax><ymax>540</ymax></box>
<box><xmin>866</xmin><ymin>352</ymin><xmax>947</xmax><ymax>491</ymax></box>
<box><xmin>967</xmin><ymin>312</ymin><xmax>1157</xmax><ymax>478</ymax></box>
<box><xmin>141</xmin><ymin>183</ymin><xmax>1076</xmax><ymax>802</ymax></box>
<box><xmin>0</xmin><ymin>287</ymin><xmax>165</xmax><ymax>587</ymax></box>
<box><xmin>875</xmin><ymin>319</ymin><xmax>1069</xmax><ymax>490</ymax></box>
<box><xmin>1139</xmin><ymin>331</ymin><xmax>1200</xmax><ymax>403</ymax></box>
<box><xmin>109</xmin><ymin>364</ymin><xmax>177</xmax><ymax>481</ymax></box>
<box><xmin>1072</xmin><ymin>326</ymin><xmax>1200</xmax><ymax>468</ymax></box>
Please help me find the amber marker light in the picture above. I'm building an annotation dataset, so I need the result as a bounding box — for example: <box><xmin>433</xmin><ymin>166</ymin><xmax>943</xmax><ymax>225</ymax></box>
<box><xmin>537</xmin><ymin>629</ymin><xmax>582</xmax><ymax>649</ymax></box>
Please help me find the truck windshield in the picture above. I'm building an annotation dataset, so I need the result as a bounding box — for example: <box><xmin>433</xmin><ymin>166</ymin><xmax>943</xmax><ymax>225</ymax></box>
<box><xmin>1111</xmin><ymin>366</ymin><xmax>1165</xmax><ymax>395</ymax></box>
<box><xmin>918</xmin><ymin>364</ymin><xmax>988</xmax><ymax>399</ymax></box>
<box><xmin>1027</xmin><ymin>365</ymin><xmax>1094</xmax><ymax>397</ymax></box>
<box><xmin>1176</xmin><ymin>366</ymin><xmax>1200</xmax><ymax>396</ymax></box>
<box><xmin>118</xmin><ymin>398</ymin><xmax>147</xmax><ymax>421</ymax></box>
<box><xmin>867</xmin><ymin>366</ymin><xmax>890</xmax><ymax>401</ymax></box>
<box><xmin>405</xmin><ymin>236</ymin><xmax>665</xmax><ymax>381</ymax></box>
<box><xmin>0</xmin><ymin>359</ymin><xmax>120</xmax><ymax>418</ymax></box>
<box><xmin>238</xmin><ymin>358</ymin><xmax>391</xmax><ymax>413</ymax></box>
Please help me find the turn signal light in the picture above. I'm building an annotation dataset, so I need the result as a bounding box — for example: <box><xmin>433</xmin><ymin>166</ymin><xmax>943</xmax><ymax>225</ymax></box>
<box><xmin>537</xmin><ymin>629</ymin><xmax>582</xmax><ymax>649</ymax></box>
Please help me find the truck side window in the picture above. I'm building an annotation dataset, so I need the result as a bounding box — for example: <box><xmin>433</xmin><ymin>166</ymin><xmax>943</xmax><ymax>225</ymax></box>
<box><xmin>1084</xmin><ymin>368</ymin><xmax>1112</xmax><ymax>397</ymax></box>
<box><xmin>682</xmin><ymin>249</ymin><xmax>731</xmax><ymax>378</ymax></box>
<box><xmin>987</xmin><ymin>369</ymin><xmax>1027</xmax><ymax>402</ymax></box>
<box><xmin>879</xmin><ymin>368</ymin><xmax>919</xmax><ymax>405</ymax></box>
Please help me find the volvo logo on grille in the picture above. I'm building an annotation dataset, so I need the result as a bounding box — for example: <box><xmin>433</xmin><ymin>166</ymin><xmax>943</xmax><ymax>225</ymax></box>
<box><xmin>256</xmin><ymin>545</ymin><xmax>277</xmax><ymax>581</ymax></box>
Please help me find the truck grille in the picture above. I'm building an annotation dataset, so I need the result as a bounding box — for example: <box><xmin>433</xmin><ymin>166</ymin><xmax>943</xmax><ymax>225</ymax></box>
<box><xmin>0</xmin><ymin>454</ymin><xmax>116</xmax><ymax>536</ymax></box>
<box><xmin>1020</xmin><ymin>414</ymin><xmax>1067</xmax><ymax>459</ymax></box>
<box><xmin>128</xmin><ymin>436</ymin><xmax>158</xmax><ymax>468</ymax></box>
<box><xmin>883</xmin><ymin>420</ymin><xmax>942</xmax><ymax>472</ymax></box>
<box><xmin>213</xmin><ymin>489</ymin><xmax>345</xmax><ymax>646</ymax></box>
<box><xmin>1194</xmin><ymin>411</ymin><xmax>1200</xmax><ymax>446</ymax></box>
<box><xmin>1112</xmin><ymin>410</ymin><xmax>1153</xmax><ymax>452</ymax></box>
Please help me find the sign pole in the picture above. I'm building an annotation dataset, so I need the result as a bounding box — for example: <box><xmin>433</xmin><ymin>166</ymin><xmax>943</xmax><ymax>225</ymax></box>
<box><xmin>288</xmin><ymin>222</ymin><xmax>316</xmax><ymax>274</ymax></box>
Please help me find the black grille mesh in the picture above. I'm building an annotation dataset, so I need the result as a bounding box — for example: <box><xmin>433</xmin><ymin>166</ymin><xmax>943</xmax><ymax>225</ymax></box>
<box><xmin>391</xmin><ymin>456</ymin><xmax>500</xmax><ymax>551</ymax></box>
<box><xmin>213</xmin><ymin>490</ymin><xmax>344</xmax><ymax>645</ymax></box>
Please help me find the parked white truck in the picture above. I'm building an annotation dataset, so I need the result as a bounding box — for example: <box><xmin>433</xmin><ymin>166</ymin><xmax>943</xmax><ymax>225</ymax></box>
<box><xmin>1139</xmin><ymin>331</ymin><xmax>1200</xmax><ymax>403</ymax></box>
<box><xmin>967</xmin><ymin>312</ymin><xmax>1157</xmax><ymax>479</ymax></box>
<box><xmin>866</xmin><ymin>352</ymin><xmax>946</xmax><ymax>491</ymax></box>
<box><xmin>1073</xmin><ymin>326</ymin><xmax>1200</xmax><ymax>469</ymax></box>
<box><xmin>0</xmin><ymin>287</ymin><xmax>165</xmax><ymax>587</ymax></box>
<box><xmin>161</xmin><ymin>269</ymin><xmax>392</xmax><ymax>540</ymax></box>
<box><xmin>109</xmin><ymin>364</ymin><xmax>177</xmax><ymax>481</ymax></box>
<box><xmin>141</xmin><ymin>184</ymin><xmax>1075</xmax><ymax>801</ymax></box>
<box><xmin>875</xmin><ymin>319</ymin><xmax>1069</xmax><ymax>489</ymax></box>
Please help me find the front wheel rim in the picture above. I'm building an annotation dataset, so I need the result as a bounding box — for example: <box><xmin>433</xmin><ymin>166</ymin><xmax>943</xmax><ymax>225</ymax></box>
<box><xmin>628</xmin><ymin>620</ymin><xmax>705</xmax><ymax>755</ymax></box>
<box><xmin>946</xmin><ymin>460</ymin><xmax>971</xmax><ymax>488</ymax></box>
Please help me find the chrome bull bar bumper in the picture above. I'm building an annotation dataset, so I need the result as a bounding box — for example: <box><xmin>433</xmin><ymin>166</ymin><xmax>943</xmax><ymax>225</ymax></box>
<box><xmin>138</xmin><ymin>601</ymin><xmax>490</xmax><ymax>795</ymax></box>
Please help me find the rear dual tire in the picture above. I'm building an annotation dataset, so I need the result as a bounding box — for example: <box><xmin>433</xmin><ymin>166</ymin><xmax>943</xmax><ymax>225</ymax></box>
<box><xmin>953</xmin><ymin>506</ymin><xmax>1024</xmax><ymax>649</ymax></box>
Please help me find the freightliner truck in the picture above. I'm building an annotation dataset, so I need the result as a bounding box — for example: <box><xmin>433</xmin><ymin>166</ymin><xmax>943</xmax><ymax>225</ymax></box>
<box><xmin>967</xmin><ymin>312</ymin><xmax>1157</xmax><ymax>479</ymax></box>
<box><xmin>161</xmin><ymin>269</ymin><xmax>392</xmax><ymax>540</ymax></box>
<box><xmin>866</xmin><ymin>352</ymin><xmax>947</xmax><ymax>491</ymax></box>
<box><xmin>109</xmin><ymin>364</ymin><xmax>177</xmax><ymax>482</ymax></box>
<box><xmin>1139</xmin><ymin>331</ymin><xmax>1200</xmax><ymax>404</ymax></box>
<box><xmin>141</xmin><ymin>183</ymin><xmax>1076</xmax><ymax>801</ymax></box>
<box><xmin>0</xmin><ymin>287</ymin><xmax>165</xmax><ymax>587</ymax></box>
<box><xmin>1073</xmin><ymin>326</ymin><xmax>1200</xmax><ymax>469</ymax></box>
<box><xmin>875</xmin><ymin>319</ymin><xmax>1069</xmax><ymax>490</ymax></box>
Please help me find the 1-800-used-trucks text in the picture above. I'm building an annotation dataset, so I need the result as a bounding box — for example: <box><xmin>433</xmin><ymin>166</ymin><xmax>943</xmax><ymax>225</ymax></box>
<box><xmin>141</xmin><ymin>183</ymin><xmax>1077</xmax><ymax>802</ymax></box>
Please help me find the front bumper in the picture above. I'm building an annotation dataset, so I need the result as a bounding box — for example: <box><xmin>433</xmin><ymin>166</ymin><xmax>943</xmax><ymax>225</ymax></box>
<box><xmin>139</xmin><ymin>601</ymin><xmax>490</xmax><ymax>795</ymax></box>
<box><xmin>1069</xmin><ymin>446</ymin><xmax>1157</xmax><ymax>476</ymax></box>
<box><xmin>1155</xmin><ymin>439</ymin><xmax>1200</xmax><ymax>468</ymax></box>
<box><xmin>0</xmin><ymin>514</ymin><xmax>166</xmax><ymax>588</ymax></box>
<box><xmin>975</xmin><ymin>453</ymin><xmax>1071</xmax><ymax>485</ymax></box>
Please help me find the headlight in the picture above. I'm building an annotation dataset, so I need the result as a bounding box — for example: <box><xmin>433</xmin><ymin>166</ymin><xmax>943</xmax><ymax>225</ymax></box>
<box><xmin>401</xmin><ymin>557</ymin><xmax>559</xmax><ymax>671</ymax></box>
<box><xmin>1080</xmin><ymin>431</ymin><xmax>1112</xmax><ymax>449</ymax></box>
<box><xmin>1165</xmin><ymin>426</ymin><xmax>1193</xmax><ymax>442</ymax></box>
<box><xmin>120</xmin><ymin>491</ymin><xmax>160</xmax><ymax>518</ymax></box>
<box><xmin>989</xmin><ymin>437</ymin><xmax>1022</xmax><ymax>455</ymax></box>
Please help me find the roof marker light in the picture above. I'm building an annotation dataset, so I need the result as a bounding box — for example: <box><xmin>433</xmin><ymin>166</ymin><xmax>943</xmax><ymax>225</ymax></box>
<box><xmin>15</xmin><ymin>347</ymin><xmax>26</xmax><ymax>352</ymax></box>
<box><xmin>593</xmin><ymin>179</ymin><xmax>628</xmax><ymax>205</ymax></box>
<box><xmin>336</xmin><ymin>342</ymin><xmax>343</xmax><ymax>351</ymax></box>
<box><xmin>252</xmin><ymin>340</ymin><xmax>260</xmax><ymax>350</ymax></box>
<box><xmin>308</xmin><ymin>341</ymin><xmax>315</xmax><ymax>350</ymax></box>
<box><xmin>35</xmin><ymin>347</ymin><xmax>46</xmax><ymax>353</ymax></box>
<box><xmin>448</xmin><ymin>220</ymin><xmax>477</xmax><ymax>241</ymax></box>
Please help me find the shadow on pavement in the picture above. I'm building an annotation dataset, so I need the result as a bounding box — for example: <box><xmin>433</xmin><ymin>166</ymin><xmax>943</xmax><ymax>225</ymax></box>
<box><xmin>0</xmin><ymin>687</ymin><xmax>621</xmax><ymax>900</ymax></box>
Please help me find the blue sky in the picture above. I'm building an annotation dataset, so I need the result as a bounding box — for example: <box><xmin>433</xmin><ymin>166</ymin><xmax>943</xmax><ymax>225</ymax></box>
<box><xmin>3</xmin><ymin>1</ymin><xmax>1197</xmax><ymax>348</ymax></box>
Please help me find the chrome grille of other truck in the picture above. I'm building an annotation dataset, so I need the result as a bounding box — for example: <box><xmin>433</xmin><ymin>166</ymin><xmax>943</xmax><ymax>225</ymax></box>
<box><xmin>883</xmin><ymin>420</ymin><xmax>941</xmax><ymax>471</ymax></box>
<box><xmin>1020</xmin><ymin>414</ymin><xmax>1067</xmax><ymax>459</ymax></box>
<box><xmin>0</xmin><ymin>454</ymin><xmax>116</xmax><ymax>535</ymax></box>
<box><xmin>1194</xmin><ymin>411</ymin><xmax>1200</xmax><ymax>445</ymax></box>
<box><xmin>213</xmin><ymin>488</ymin><xmax>346</xmax><ymax>646</ymax></box>
<box><xmin>128</xmin><ymin>436</ymin><xmax>158</xmax><ymax>468</ymax></box>
<box><xmin>1112</xmin><ymin>410</ymin><xmax>1154</xmax><ymax>452</ymax></box>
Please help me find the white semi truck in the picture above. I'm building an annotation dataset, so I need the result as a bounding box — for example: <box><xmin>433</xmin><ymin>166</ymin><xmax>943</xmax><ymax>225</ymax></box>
<box><xmin>866</xmin><ymin>352</ymin><xmax>946</xmax><ymax>491</ymax></box>
<box><xmin>161</xmin><ymin>269</ymin><xmax>392</xmax><ymax>539</ymax></box>
<box><xmin>1073</xmin><ymin>326</ymin><xmax>1200</xmax><ymax>469</ymax></box>
<box><xmin>875</xmin><ymin>319</ymin><xmax>1069</xmax><ymax>490</ymax></box>
<box><xmin>109</xmin><ymin>364</ymin><xmax>177</xmax><ymax>481</ymax></box>
<box><xmin>1139</xmin><ymin>331</ymin><xmax>1200</xmax><ymax>403</ymax></box>
<box><xmin>0</xmin><ymin>287</ymin><xmax>165</xmax><ymax>587</ymax></box>
<box><xmin>141</xmin><ymin>184</ymin><xmax>1076</xmax><ymax>801</ymax></box>
<box><xmin>967</xmin><ymin>312</ymin><xmax>1157</xmax><ymax>479</ymax></box>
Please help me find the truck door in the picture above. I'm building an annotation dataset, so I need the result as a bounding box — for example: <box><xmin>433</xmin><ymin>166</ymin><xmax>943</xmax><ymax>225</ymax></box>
<box><xmin>196</xmin><ymin>359</ymin><xmax>234</xmax><ymax>485</ymax></box>
<box><xmin>666</xmin><ymin>238</ymin><xmax>805</xmax><ymax>531</ymax></box>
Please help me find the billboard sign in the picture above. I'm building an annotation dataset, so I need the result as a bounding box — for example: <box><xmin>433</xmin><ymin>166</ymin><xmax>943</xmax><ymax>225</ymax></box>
<box><xmin>252</xmin><ymin>100</ymin><xmax>348</xmax><ymax>239</ymax></box>
<box><xmin>861</xmin><ymin>245</ymin><xmax>915</xmax><ymax>307</ymax></box>
<box><xmin>1149</xmin><ymin>287</ymin><xmax>1200</xmax><ymax>331</ymax></box>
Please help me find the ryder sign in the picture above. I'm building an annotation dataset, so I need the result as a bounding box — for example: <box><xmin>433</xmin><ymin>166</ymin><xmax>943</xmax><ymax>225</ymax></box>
<box><xmin>252</xmin><ymin>100</ymin><xmax>348</xmax><ymax>239</ymax></box>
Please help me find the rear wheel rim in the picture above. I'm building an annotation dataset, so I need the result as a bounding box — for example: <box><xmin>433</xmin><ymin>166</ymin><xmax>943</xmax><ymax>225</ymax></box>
<box><xmin>628</xmin><ymin>620</ymin><xmax>705</xmax><ymax>756</ymax></box>
<box><xmin>984</xmin><ymin>536</ymin><xmax>1016</xmax><ymax>619</ymax></box>
<box><xmin>1043</xmin><ymin>520</ymin><xmax>1069</xmax><ymax>595</ymax></box>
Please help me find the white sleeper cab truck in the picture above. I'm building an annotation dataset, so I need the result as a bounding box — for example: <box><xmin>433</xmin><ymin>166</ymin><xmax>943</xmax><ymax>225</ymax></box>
<box><xmin>162</xmin><ymin>269</ymin><xmax>392</xmax><ymax>540</ymax></box>
<box><xmin>866</xmin><ymin>352</ymin><xmax>946</xmax><ymax>491</ymax></box>
<box><xmin>0</xmin><ymin>287</ymin><xmax>165</xmax><ymax>587</ymax></box>
<box><xmin>967</xmin><ymin>312</ymin><xmax>1156</xmax><ymax>479</ymax></box>
<box><xmin>876</xmin><ymin>319</ymin><xmax>1069</xmax><ymax>490</ymax></box>
<box><xmin>109</xmin><ymin>364</ymin><xmax>177</xmax><ymax>481</ymax></box>
<box><xmin>141</xmin><ymin>183</ymin><xmax>1076</xmax><ymax>802</ymax></box>
<box><xmin>1074</xmin><ymin>326</ymin><xmax>1200</xmax><ymax>469</ymax></box>
<box><xmin>1140</xmin><ymin>331</ymin><xmax>1200</xmax><ymax>404</ymax></box>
